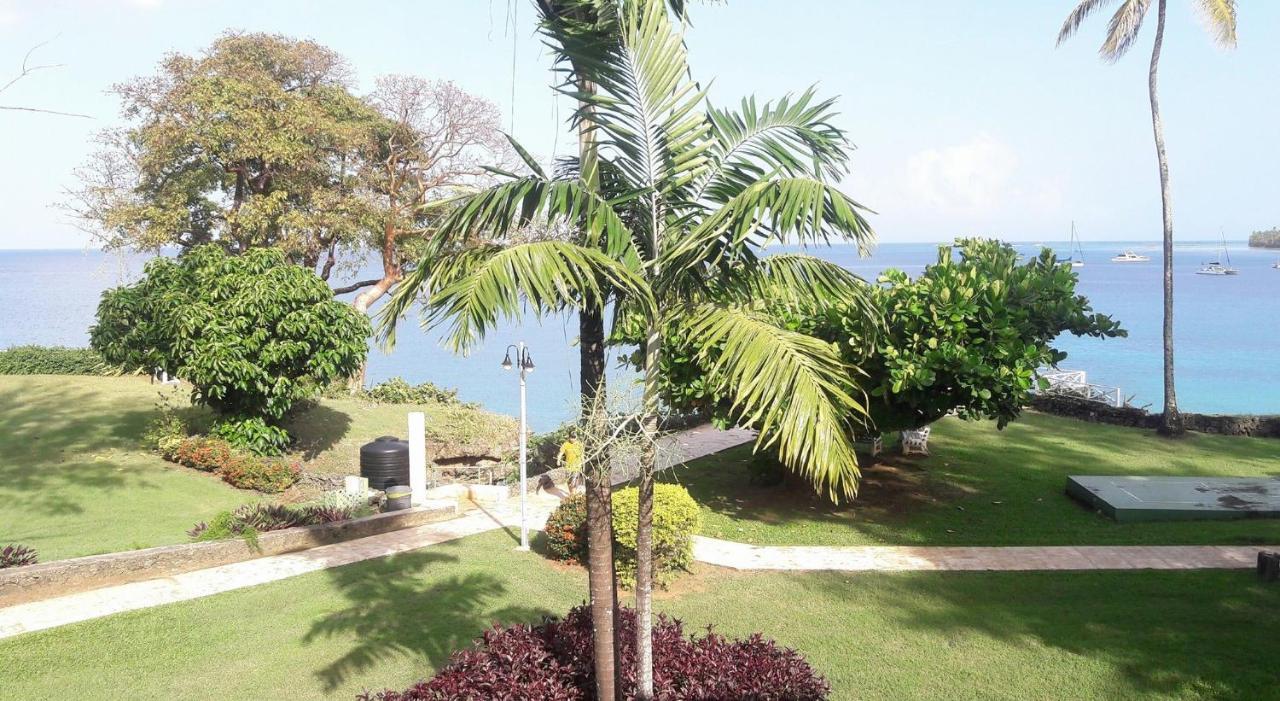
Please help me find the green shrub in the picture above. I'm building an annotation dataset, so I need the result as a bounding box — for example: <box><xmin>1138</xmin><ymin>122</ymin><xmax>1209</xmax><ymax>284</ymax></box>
<box><xmin>611</xmin><ymin>484</ymin><xmax>701</xmax><ymax>588</ymax></box>
<box><xmin>90</xmin><ymin>245</ymin><xmax>370</xmax><ymax>450</ymax></box>
<box><xmin>218</xmin><ymin>456</ymin><xmax>300</xmax><ymax>493</ymax></box>
<box><xmin>0</xmin><ymin>345</ymin><xmax>121</xmax><ymax>375</ymax></box>
<box><xmin>544</xmin><ymin>494</ymin><xmax>589</xmax><ymax>563</ymax></box>
<box><xmin>543</xmin><ymin>484</ymin><xmax>702</xmax><ymax>588</ymax></box>
<box><xmin>211</xmin><ymin>415</ymin><xmax>290</xmax><ymax>456</ymax></box>
<box><xmin>362</xmin><ymin>377</ymin><xmax>465</xmax><ymax>405</ymax></box>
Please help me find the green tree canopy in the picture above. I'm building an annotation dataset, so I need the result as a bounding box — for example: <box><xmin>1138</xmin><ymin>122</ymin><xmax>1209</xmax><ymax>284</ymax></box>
<box><xmin>69</xmin><ymin>32</ymin><xmax>381</xmax><ymax>268</ymax></box>
<box><xmin>90</xmin><ymin>245</ymin><xmax>370</xmax><ymax>453</ymax></box>
<box><xmin>649</xmin><ymin>239</ymin><xmax>1125</xmax><ymax>437</ymax></box>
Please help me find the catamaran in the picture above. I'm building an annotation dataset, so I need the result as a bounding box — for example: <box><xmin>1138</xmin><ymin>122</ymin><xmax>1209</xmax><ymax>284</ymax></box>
<box><xmin>1110</xmin><ymin>250</ymin><xmax>1150</xmax><ymax>263</ymax></box>
<box><xmin>1197</xmin><ymin>231</ymin><xmax>1239</xmax><ymax>276</ymax></box>
<box><xmin>1054</xmin><ymin>222</ymin><xmax>1085</xmax><ymax>267</ymax></box>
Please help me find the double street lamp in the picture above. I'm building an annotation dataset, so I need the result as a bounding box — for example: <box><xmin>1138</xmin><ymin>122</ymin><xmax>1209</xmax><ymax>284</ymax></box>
<box><xmin>502</xmin><ymin>342</ymin><xmax>535</xmax><ymax>551</ymax></box>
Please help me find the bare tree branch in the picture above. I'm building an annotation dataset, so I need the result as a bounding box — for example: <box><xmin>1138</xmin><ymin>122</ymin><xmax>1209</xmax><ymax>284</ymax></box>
<box><xmin>331</xmin><ymin>278</ymin><xmax>385</xmax><ymax>295</ymax></box>
<box><xmin>1</xmin><ymin>40</ymin><xmax>93</xmax><ymax>119</ymax></box>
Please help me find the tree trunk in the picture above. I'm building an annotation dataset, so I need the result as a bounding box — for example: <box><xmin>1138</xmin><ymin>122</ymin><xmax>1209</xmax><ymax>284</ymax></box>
<box><xmin>1149</xmin><ymin>0</ymin><xmax>1183</xmax><ymax>437</ymax></box>
<box><xmin>635</xmin><ymin>320</ymin><xmax>660</xmax><ymax>701</ymax></box>
<box><xmin>580</xmin><ymin>304</ymin><xmax>621</xmax><ymax>701</ymax></box>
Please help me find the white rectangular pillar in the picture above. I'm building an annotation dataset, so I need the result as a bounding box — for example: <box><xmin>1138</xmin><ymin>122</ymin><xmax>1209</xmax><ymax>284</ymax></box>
<box><xmin>408</xmin><ymin>411</ymin><xmax>427</xmax><ymax>506</ymax></box>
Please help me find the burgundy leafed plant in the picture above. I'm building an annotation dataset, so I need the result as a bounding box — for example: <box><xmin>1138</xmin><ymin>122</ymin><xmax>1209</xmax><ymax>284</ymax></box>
<box><xmin>360</xmin><ymin>605</ymin><xmax>829</xmax><ymax>701</ymax></box>
<box><xmin>0</xmin><ymin>544</ymin><xmax>38</xmax><ymax>569</ymax></box>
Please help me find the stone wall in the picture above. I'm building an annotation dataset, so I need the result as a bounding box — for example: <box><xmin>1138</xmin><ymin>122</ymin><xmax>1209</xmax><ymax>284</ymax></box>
<box><xmin>0</xmin><ymin>502</ymin><xmax>457</xmax><ymax>607</ymax></box>
<box><xmin>1029</xmin><ymin>395</ymin><xmax>1280</xmax><ymax>438</ymax></box>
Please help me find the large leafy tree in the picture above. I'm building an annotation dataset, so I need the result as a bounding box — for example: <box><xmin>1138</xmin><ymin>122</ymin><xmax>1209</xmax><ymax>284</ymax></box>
<box><xmin>68</xmin><ymin>32</ymin><xmax>379</xmax><ymax>266</ymax></box>
<box><xmin>382</xmin><ymin>1</ymin><xmax>875</xmax><ymax>696</ymax></box>
<box><xmin>650</xmin><ymin>238</ymin><xmax>1126</xmax><ymax>436</ymax></box>
<box><xmin>1057</xmin><ymin>0</ymin><xmax>1237</xmax><ymax>436</ymax></box>
<box><xmin>91</xmin><ymin>245</ymin><xmax>370</xmax><ymax>454</ymax></box>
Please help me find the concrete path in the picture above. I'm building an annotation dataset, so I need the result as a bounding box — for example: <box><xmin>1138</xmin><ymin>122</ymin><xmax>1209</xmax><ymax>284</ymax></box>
<box><xmin>694</xmin><ymin>538</ymin><xmax>1274</xmax><ymax>572</ymax></box>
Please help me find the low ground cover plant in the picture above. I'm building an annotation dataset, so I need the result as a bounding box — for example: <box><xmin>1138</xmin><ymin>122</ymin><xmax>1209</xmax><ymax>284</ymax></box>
<box><xmin>361</xmin><ymin>604</ymin><xmax>829</xmax><ymax>700</ymax></box>
<box><xmin>0</xmin><ymin>345</ymin><xmax>122</xmax><ymax>376</ymax></box>
<box><xmin>187</xmin><ymin>499</ymin><xmax>366</xmax><ymax>542</ymax></box>
<box><xmin>545</xmin><ymin>483</ymin><xmax>701</xmax><ymax>587</ymax></box>
<box><xmin>0</xmin><ymin>544</ymin><xmax>38</xmax><ymax>569</ymax></box>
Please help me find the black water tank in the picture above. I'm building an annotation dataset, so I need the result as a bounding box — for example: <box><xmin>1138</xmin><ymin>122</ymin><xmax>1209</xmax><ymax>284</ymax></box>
<box><xmin>360</xmin><ymin>436</ymin><xmax>411</xmax><ymax>491</ymax></box>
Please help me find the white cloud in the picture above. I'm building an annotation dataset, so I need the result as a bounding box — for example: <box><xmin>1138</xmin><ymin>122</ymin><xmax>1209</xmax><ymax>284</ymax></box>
<box><xmin>0</xmin><ymin>1</ymin><xmax>22</xmax><ymax>27</ymax></box>
<box><xmin>848</xmin><ymin>133</ymin><xmax>1066</xmax><ymax>240</ymax></box>
<box><xmin>904</xmin><ymin>134</ymin><xmax>1019</xmax><ymax>216</ymax></box>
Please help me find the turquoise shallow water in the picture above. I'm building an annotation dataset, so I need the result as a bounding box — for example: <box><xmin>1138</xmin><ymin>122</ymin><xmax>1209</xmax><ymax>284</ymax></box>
<box><xmin>2</xmin><ymin>241</ymin><xmax>1277</xmax><ymax>431</ymax></box>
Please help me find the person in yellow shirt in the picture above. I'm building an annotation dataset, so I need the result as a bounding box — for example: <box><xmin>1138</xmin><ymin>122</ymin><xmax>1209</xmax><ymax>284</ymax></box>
<box><xmin>557</xmin><ymin>437</ymin><xmax>584</xmax><ymax>494</ymax></box>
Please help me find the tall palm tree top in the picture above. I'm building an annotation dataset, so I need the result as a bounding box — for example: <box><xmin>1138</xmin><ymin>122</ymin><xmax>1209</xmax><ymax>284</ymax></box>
<box><xmin>1057</xmin><ymin>0</ymin><xmax>1237</xmax><ymax>60</ymax></box>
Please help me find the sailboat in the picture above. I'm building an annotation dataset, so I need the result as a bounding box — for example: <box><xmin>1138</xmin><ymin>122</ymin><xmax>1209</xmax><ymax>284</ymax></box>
<box><xmin>1196</xmin><ymin>230</ymin><xmax>1239</xmax><ymax>276</ymax></box>
<box><xmin>1066</xmin><ymin>222</ymin><xmax>1085</xmax><ymax>268</ymax></box>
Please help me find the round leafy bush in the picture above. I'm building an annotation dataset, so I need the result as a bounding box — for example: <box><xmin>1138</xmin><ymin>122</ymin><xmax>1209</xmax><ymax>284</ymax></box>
<box><xmin>362</xmin><ymin>377</ymin><xmax>463</xmax><ymax>405</ymax></box>
<box><xmin>611</xmin><ymin>483</ymin><xmax>701</xmax><ymax>587</ymax></box>
<box><xmin>90</xmin><ymin>245</ymin><xmax>371</xmax><ymax>454</ymax></box>
<box><xmin>360</xmin><ymin>604</ymin><xmax>829</xmax><ymax>700</ymax></box>
<box><xmin>217</xmin><ymin>456</ymin><xmax>300</xmax><ymax>493</ymax></box>
<box><xmin>543</xmin><ymin>494</ymin><xmax>588</xmax><ymax>563</ymax></box>
<box><xmin>1</xmin><ymin>544</ymin><xmax>38</xmax><ymax>569</ymax></box>
<box><xmin>543</xmin><ymin>484</ymin><xmax>701</xmax><ymax>588</ymax></box>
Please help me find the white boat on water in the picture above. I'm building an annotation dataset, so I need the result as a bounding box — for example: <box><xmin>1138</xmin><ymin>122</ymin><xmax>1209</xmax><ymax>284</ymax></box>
<box><xmin>1061</xmin><ymin>221</ymin><xmax>1085</xmax><ymax>267</ymax></box>
<box><xmin>1196</xmin><ymin>262</ymin><xmax>1239</xmax><ymax>276</ymax></box>
<box><xmin>1197</xmin><ymin>231</ymin><xmax>1239</xmax><ymax>275</ymax></box>
<box><xmin>1111</xmin><ymin>250</ymin><xmax>1150</xmax><ymax>263</ymax></box>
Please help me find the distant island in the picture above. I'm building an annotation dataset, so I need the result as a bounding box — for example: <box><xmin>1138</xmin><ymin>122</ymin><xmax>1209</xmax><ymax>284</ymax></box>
<box><xmin>1249</xmin><ymin>228</ymin><xmax>1280</xmax><ymax>248</ymax></box>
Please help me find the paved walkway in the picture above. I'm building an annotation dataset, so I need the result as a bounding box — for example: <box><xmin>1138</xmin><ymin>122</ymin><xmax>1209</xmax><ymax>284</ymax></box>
<box><xmin>694</xmin><ymin>537</ymin><xmax>1273</xmax><ymax>572</ymax></box>
<box><xmin>2</xmin><ymin>425</ymin><xmax>1272</xmax><ymax>640</ymax></box>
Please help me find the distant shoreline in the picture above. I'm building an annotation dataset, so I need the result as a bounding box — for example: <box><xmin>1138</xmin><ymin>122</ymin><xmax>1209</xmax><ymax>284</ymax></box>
<box><xmin>1248</xmin><ymin>231</ymin><xmax>1280</xmax><ymax>249</ymax></box>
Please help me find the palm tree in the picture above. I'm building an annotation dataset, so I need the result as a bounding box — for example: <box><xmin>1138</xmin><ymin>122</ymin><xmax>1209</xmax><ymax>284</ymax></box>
<box><xmin>382</xmin><ymin>1</ymin><xmax>876</xmax><ymax>696</ymax></box>
<box><xmin>1057</xmin><ymin>0</ymin><xmax>1237</xmax><ymax>436</ymax></box>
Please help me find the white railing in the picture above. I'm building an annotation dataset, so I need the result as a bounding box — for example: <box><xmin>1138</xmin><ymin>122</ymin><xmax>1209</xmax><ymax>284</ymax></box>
<box><xmin>1036</xmin><ymin>369</ymin><xmax>1125</xmax><ymax>408</ymax></box>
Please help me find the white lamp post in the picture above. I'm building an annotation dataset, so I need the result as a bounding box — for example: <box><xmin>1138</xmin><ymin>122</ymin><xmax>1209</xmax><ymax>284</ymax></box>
<box><xmin>502</xmin><ymin>342</ymin><xmax>534</xmax><ymax>551</ymax></box>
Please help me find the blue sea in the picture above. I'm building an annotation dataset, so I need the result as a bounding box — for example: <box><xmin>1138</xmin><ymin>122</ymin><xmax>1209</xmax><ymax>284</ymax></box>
<box><xmin>3</xmin><ymin>241</ymin><xmax>1277</xmax><ymax>431</ymax></box>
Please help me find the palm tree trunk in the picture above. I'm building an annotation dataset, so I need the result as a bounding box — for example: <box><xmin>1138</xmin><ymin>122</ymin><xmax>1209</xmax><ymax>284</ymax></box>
<box><xmin>635</xmin><ymin>320</ymin><xmax>660</xmax><ymax>700</ymax></box>
<box><xmin>1149</xmin><ymin>0</ymin><xmax>1183</xmax><ymax>437</ymax></box>
<box><xmin>580</xmin><ymin>304</ymin><xmax>621</xmax><ymax>701</ymax></box>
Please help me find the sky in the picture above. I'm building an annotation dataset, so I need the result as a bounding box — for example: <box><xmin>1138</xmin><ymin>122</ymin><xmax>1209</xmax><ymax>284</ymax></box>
<box><xmin>0</xmin><ymin>0</ymin><xmax>1276</xmax><ymax>249</ymax></box>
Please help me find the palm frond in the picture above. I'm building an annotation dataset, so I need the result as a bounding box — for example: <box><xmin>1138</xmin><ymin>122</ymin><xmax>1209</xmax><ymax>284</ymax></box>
<box><xmin>694</xmin><ymin>88</ymin><xmax>850</xmax><ymax>203</ymax></box>
<box><xmin>1057</xmin><ymin>0</ymin><xmax>1119</xmax><ymax>45</ymax></box>
<box><xmin>715</xmin><ymin>253</ymin><xmax>878</xmax><ymax>320</ymax></box>
<box><xmin>663</xmin><ymin>177</ymin><xmax>875</xmax><ymax>276</ymax></box>
<box><xmin>1195</xmin><ymin>0</ymin><xmax>1238</xmax><ymax>48</ymax></box>
<box><xmin>433</xmin><ymin>175</ymin><xmax>637</xmax><ymax>259</ymax></box>
<box><xmin>680</xmin><ymin>304</ymin><xmax>865</xmax><ymax>500</ymax></box>
<box><xmin>563</xmin><ymin>0</ymin><xmax>712</xmax><ymax>202</ymax></box>
<box><xmin>1100</xmin><ymin>0</ymin><xmax>1154</xmax><ymax>62</ymax></box>
<box><xmin>423</xmin><ymin>240</ymin><xmax>652</xmax><ymax>355</ymax></box>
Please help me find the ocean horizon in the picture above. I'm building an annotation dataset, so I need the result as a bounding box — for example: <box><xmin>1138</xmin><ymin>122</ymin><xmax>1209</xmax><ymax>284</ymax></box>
<box><xmin>3</xmin><ymin>240</ymin><xmax>1277</xmax><ymax>431</ymax></box>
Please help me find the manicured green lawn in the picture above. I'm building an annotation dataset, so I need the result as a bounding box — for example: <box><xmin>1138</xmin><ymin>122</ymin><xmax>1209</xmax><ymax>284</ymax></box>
<box><xmin>665</xmin><ymin>412</ymin><xmax>1280</xmax><ymax>547</ymax></box>
<box><xmin>0</xmin><ymin>376</ymin><xmax>515</xmax><ymax>561</ymax></box>
<box><xmin>0</xmin><ymin>376</ymin><xmax>254</xmax><ymax>560</ymax></box>
<box><xmin>2</xmin><ymin>529</ymin><xmax>1276</xmax><ymax>700</ymax></box>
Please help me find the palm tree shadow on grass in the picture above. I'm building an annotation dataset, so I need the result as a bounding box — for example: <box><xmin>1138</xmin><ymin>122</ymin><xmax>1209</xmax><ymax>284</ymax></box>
<box><xmin>303</xmin><ymin>548</ymin><xmax>555</xmax><ymax>691</ymax></box>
